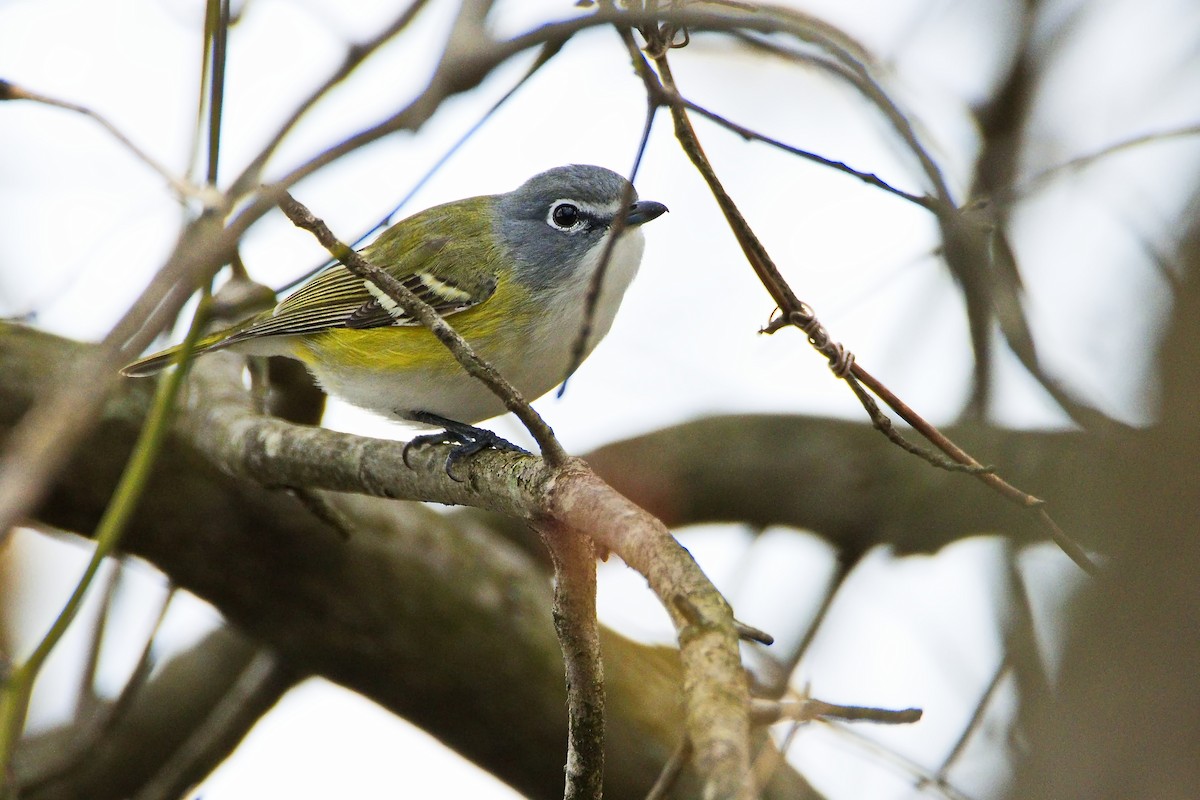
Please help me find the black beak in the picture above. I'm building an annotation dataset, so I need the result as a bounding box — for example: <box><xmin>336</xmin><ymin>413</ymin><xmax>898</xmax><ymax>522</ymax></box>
<box><xmin>626</xmin><ymin>200</ymin><xmax>668</xmax><ymax>226</ymax></box>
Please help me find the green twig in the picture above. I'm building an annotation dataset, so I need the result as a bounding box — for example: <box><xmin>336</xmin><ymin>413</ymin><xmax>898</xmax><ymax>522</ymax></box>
<box><xmin>0</xmin><ymin>292</ymin><xmax>212</xmax><ymax>791</ymax></box>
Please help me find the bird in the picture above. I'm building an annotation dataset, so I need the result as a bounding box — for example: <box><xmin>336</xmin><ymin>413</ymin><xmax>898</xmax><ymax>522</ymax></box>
<box><xmin>123</xmin><ymin>164</ymin><xmax>667</xmax><ymax>464</ymax></box>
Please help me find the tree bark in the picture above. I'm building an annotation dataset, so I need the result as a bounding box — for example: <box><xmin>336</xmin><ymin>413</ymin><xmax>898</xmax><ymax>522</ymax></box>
<box><xmin>0</xmin><ymin>325</ymin><xmax>816</xmax><ymax>800</ymax></box>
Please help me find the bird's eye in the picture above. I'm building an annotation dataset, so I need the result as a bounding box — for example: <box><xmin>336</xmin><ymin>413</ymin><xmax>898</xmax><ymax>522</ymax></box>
<box><xmin>550</xmin><ymin>202</ymin><xmax>581</xmax><ymax>230</ymax></box>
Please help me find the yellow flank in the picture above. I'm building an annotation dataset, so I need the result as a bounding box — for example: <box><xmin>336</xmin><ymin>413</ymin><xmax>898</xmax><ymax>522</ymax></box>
<box><xmin>291</xmin><ymin>275</ymin><xmax>533</xmax><ymax>373</ymax></box>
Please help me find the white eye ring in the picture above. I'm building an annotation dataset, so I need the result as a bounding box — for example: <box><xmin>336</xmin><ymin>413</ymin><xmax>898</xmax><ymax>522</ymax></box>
<box><xmin>547</xmin><ymin>201</ymin><xmax>585</xmax><ymax>232</ymax></box>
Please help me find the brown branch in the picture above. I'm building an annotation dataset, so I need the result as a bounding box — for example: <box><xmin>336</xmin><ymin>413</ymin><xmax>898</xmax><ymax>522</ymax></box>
<box><xmin>5</xmin><ymin>325</ymin><xmax>801</xmax><ymax>799</ymax></box>
<box><xmin>541</xmin><ymin>523</ymin><xmax>605</xmax><ymax>800</ymax></box>
<box><xmin>560</xmin><ymin>93</ymin><xmax>658</xmax><ymax>396</ymax></box>
<box><xmin>852</xmin><ymin>364</ymin><xmax>1097</xmax><ymax>573</ymax></box>
<box><xmin>279</xmin><ymin>192</ymin><xmax>617</xmax><ymax>792</ymax></box>
<box><xmin>14</xmin><ymin>628</ymin><xmax>285</xmax><ymax>800</ymax></box>
<box><xmin>143</xmin><ymin>337</ymin><xmax>749</xmax><ymax>798</ymax></box>
<box><xmin>620</xmin><ymin>25</ymin><xmax>1096</xmax><ymax>575</ymax></box>
<box><xmin>644</xmin><ymin>737</ymin><xmax>692</xmax><ymax>800</ymax></box>
<box><xmin>680</xmin><ymin>97</ymin><xmax>932</xmax><ymax>209</ymax></box>
<box><xmin>131</xmin><ymin>650</ymin><xmax>291</xmax><ymax>800</ymax></box>
<box><xmin>749</xmin><ymin>698</ymin><xmax>922</xmax><ymax>726</ymax></box>
<box><xmin>0</xmin><ymin>81</ymin><xmax>205</xmax><ymax>202</ymax></box>
<box><xmin>227</xmin><ymin>0</ymin><xmax>434</xmax><ymax>197</ymax></box>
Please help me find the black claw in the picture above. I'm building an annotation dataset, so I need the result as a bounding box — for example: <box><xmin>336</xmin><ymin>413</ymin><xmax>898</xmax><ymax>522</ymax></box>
<box><xmin>403</xmin><ymin>412</ymin><xmax>529</xmax><ymax>481</ymax></box>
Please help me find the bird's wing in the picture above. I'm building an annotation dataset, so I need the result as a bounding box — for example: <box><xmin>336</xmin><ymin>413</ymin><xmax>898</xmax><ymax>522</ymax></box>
<box><xmin>221</xmin><ymin>237</ymin><xmax>497</xmax><ymax>346</ymax></box>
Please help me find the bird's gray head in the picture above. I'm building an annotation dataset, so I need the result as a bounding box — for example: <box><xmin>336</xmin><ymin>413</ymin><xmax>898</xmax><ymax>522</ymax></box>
<box><xmin>493</xmin><ymin>165</ymin><xmax>667</xmax><ymax>291</ymax></box>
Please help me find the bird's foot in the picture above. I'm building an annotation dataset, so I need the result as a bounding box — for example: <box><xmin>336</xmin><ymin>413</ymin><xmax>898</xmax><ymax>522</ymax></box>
<box><xmin>402</xmin><ymin>412</ymin><xmax>529</xmax><ymax>481</ymax></box>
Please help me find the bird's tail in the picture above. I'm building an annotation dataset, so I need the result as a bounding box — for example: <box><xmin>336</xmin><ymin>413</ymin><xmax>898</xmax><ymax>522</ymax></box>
<box><xmin>120</xmin><ymin>331</ymin><xmax>233</xmax><ymax>377</ymax></box>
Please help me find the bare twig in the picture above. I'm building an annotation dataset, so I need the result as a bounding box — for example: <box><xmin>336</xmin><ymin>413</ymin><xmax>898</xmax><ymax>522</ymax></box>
<box><xmin>734</xmin><ymin>619</ymin><xmax>775</xmax><ymax>646</ymax></box>
<box><xmin>560</xmin><ymin>89</ymin><xmax>658</xmax><ymax>395</ymax></box>
<box><xmin>74</xmin><ymin>562</ymin><xmax>123</xmax><ymax>713</ymax></box>
<box><xmin>682</xmin><ymin>95</ymin><xmax>931</xmax><ymax>208</ymax></box>
<box><xmin>541</xmin><ymin>523</ymin><xmax>605</xmax><ymax>800</ymax></box>
<box><xmin>839</xmin><ymin>362</ymin><xmax>996</xmax><ymax>475</ymax></box>
<box><xmin>750</xmin><ymin>697</ymin><xmax>922</xmax><ymax>726</ymax></box>
<box><xmin>131</xmin><ymin>650</ymin><xmax>293</xmax><ymax>800</ymax></box>
<box><xmin>278</xmin><ymin>39</ymin><xmax>568</xmax><ymax>295</ymax></box>
<box><xmin>0</xmin><ymin>81</ymin><xmax>208</xmax><ymax>205</ymax></box>
<box><xmin>203</xmin><ymin>0</ymin><xmax>230</xmax><ymax>187</ymax></box>
<box><xmin>227</xmin><ymin>0</ymin><xmax>433</xmax><ymax>197</ymax></box>
<box><xmin>824</xmin><ymin>722</ymin><xmax>975</xmax><ymax>800</ymax></box>
<box><xmin>644</xmin><ymin>736</ymin><xmax>692</xmax><ymax>800</ymax></box>
<box><xmin>622</xmin><ymin>24</ymin><xmax>1097</xmax><ymax>575</ymax></box>
<box><xmin>771</xmin><ymin>561</ymin><xmax>853</xmax><ymax>697</ymax></box>
<box><xmin>853</xmin><ymin>364</ymin><xmax>1097</xmax><ymax>573</ymax></box>
<box><xmin>923</xmin><ymin>658</ymin><xmax>1010</xmax><ymax>792</ymax></box>
<box><xmin>1006</xmin><ymin>123</ymin><xmax>1200</xmax><ymax>205</ymax></box>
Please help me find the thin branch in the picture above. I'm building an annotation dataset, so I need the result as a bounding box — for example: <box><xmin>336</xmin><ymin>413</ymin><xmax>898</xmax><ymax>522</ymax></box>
<box><xmin>277</xmin><ymin>39</ymin><xmax>568</xmax><ymax>295</ymax></box>
<box><xmin>925</xmin><ymin>658</ymin><xmax>1010</xmax><ymax>791</ymax></box>
<box><xmin>540</xmin><ymin>523</ymin><xmax>605</xmax><ymax>800</ymax></box>
<box><xmin>1007</xmin><ymin>123</ymin><xmax>1200</xmax><ymax>205</ymax></box>
<box><xmin>772</xmin><ymin>560</ymin><xmax>853</xmax><ymax>697</ymax></box>
<box><xmin>852</xmin><ymin>363</ymin><xmax>1097</xmax><ymax>574</ymax></box>
<box><xmin>204</xmin><ymin>0</ymin><xmax>230</xmax><ymax>186</ymax></box>
<box><xmin>275</xmin><ymin>191</ymin><xmax>568</xmax><ymax>465</ymax></box>
<box><xmin>838</xmin><ymin>366</ymin><xmax>996</xmax><ymax>475</ymax></box>
<box><xmin>644</xmin><ymin>736</ymin><xmax>692</xmax><ymax>800</ymax></box>
<box><xmin>165</xmin><ymin>351</ymin><xmax>751</xmax><ymax>800</ymax></box>
<box><xmin>227</xmin><ymin>0</ymin><xmax>433</xmax><ymax>197</ymax></box>
<box><xmin>131</xmin><ymin>650</ymin><xmax>292</xmax><ymax>800</ymax></box>
<box><xmin>750</xmin><ymin>697</ymin><xmax>922</xmax><ymax>726</ymax></box>
<box><xmin>560</xmin><ymin>81</ymin><xmax>658</xmax><ymax>396</ymax></box>
<box><xmin>0</xmin><ymin>80</ymin><xmax>209</xmax><ymax>206</ymax></box>
<box><xmin>823</xmin><ymin>722</ymin><xmax>976</xmax><ymax>800</ymax></box>
<box><xmin>734</xmin><ymin>619</ymin><xmax>775</xmax><ymax>646</ymax></box>
<box><xmin>74</xmin><ymin>562</ymin><xmax>123</xmax><ymax>713</ymax></box>
<box><xmin>682</xmin><ymin>97</ymin><xmax>932</xmax><ymax>208</ymax></box>
<box><xmin>625</xmin><ymin>26</ymin><xmax>1097</xmax><ymax>575</ymax></box>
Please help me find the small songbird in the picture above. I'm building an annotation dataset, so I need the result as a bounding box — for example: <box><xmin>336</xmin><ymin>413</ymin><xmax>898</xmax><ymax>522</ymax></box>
<box><xmin>123</xmin><ymin>164</ymin><xmax>667</xmax><ymax>459</ymax></box>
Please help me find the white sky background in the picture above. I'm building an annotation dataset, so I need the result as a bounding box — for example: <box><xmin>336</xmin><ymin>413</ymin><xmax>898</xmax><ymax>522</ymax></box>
<box><xmin>1</xmin><ymin>0</ymin><xmax>1198</xmax><ymax>797</ymax></box>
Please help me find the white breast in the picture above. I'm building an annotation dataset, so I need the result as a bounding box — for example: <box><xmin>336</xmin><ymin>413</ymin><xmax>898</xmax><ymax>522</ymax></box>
<box><xmin>522</xmin><ymin>226</ymin><xmax>644</xmax><ymax>373</ymax></box>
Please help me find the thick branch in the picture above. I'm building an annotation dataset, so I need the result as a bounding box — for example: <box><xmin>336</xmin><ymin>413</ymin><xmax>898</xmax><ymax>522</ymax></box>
<box><xmin>0</xmin><ymin>326</ymin><xmax>809</xmax><ymax>800</ymax></box>
<box><xmin>584</xmin><ymin>416</ymin><xmax>1130</xmax><ymax>559</ymax></box>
